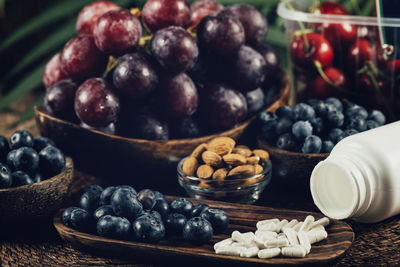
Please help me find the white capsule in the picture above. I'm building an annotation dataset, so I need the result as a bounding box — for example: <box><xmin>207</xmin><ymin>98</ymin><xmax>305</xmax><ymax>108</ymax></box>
<box><xmin>258</xmin><ymin>248</ymin><xmax>281</xmax><ymax>259</ymax></box>
<box><xmin>232</xmin><ymin>231</ymin><xmax>254</xmax><ymax>243</ymax></box>
<box><xmin>253</xmin><ymin>236</ymin><xmax>266</xmax><ymax>248</ymax></box>
<box><xmin>240</xmin><ymin>246</ymin><xmax>260</xmax><ymax>258</ymax></box>
<box><xmin>299</xmin><ymin>215</ymin><xmax>315</xmax><ymax>232</ymax></box>
<box><xmin>256</xmin><ymin>218</ymin><xmax>280</xmax><ymax>229</ymax></box>
<box><xmin>283</xmin><ymin>228</ymin><xmax>299</xmax><ymax>246</ymax></box>
<box><xmin>309</xmin><ymin>225</ymin><xmax>325</xmax><ymax>232</ymax></box>
<box><xmin>264</xmin><ymin>237</ymin><xmax>289</xmax><ymax>248</ymax></box>
<box><xmin>257</xmin><ymin>222</ymin><xmax>277</xmax><ymax>232</ymax></box>
<box><xmin>282</xmin><ymin>219</ymin><xmax>298</xmax><ymax>231</ymax></box>
<box><xmin>255</xmin><ymin>230</ymin><xmax>278</xmax><ymax>241</ymax></box>
<box><xmin>297</xmin><ymin>231</ymin><xmax>311</xmax><ymax>254</ymax></box>
<box><xmin>307</xmin><ymin>229</ymin><xmax>328</xmax><ymax>244</ymax></box>
<box><xmin>216</xmin><ymin>245</ymin><xmax>245</xmax><ymax>256</ymax></box>
<box><xmin>275</xmin><ymin>219</ymin><xmax>289</xmax><ymax>232</ymax></box>
<box><xmin>281</xmin><ymin>246</ymin><xmax>307</xmax><ymax>258</ymax></box>
<box><xmin>214</xmin><ymin>238</ymin><xmax>233</xmax><ymax>251</ymax></box>
<box><xmin>310</xmin><ymin>217</ymin><xmax>330</xmax><ymax>229</ymax></box>
<box><xmin>293</xmin><ymin>221</ymin><xmax>303</xmax><ymax>232</ymax></box>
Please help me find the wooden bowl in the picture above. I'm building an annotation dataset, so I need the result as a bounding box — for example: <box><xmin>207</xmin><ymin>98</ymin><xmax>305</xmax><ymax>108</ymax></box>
<box><xmin>257</xmin><ymin>138</ymin><xmax>328</xmax><ymax>188</ymax></box>
<box><xmin>0</xmin><ymin>157</ymin><xmax>74</xmax><ymax>223</ymax></box>
<box><xmin>34</xmin><ymin>80</ymin><xmax>289</xmax><ymax>186</ymax></box>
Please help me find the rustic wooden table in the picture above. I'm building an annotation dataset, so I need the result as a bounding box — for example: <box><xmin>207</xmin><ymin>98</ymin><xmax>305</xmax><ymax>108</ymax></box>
<box><xmin>1</xmin><ymin>112</ymin><xmax>400</xmax><ymax>266</ymax></box>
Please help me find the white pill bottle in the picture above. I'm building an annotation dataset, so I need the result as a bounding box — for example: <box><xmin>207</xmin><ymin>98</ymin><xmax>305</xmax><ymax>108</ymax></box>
<box><xmin>310</xmin><ymin>121</ymin><xmax>400</xmax><ymax>223</ymax></box>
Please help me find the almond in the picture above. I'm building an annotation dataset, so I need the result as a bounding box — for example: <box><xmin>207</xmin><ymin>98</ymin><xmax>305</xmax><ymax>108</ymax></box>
<box><xmin>212</xmin><ymin>168</ymin><xmax>229</xmax><ymax>180</ymax></box>
<box><xmin>191</xmin><ymin>143</ymin><xmax>208</xmax><ymax>159</ymax></box>
<box><xmin>207</xmin><ymin>137</ymin><xmax>235</xmax><ymax>155</ymax></box>
<box><xmin>232</xmin><ymin>146</ymin><xmax>253</xmax><ymax>157</ymax></box>
<box><xmin>202</xmin><ymin>151</ymin><xmax>222</xmax><ymax>167</ymax></box>
<box><xmin>182</xmin><ymin>157</ymin><xmax>198</xmax><ymax>176</ymax></box>
<box><xmin>253</xmin><ymin>149</ymin><xmax>270</xmax><ymax>162</ymax></box>
<box><xmin>255</xmin><ymin>164</ymin><xmax>264</xmax><ymax>174</ymax></box>
<box><xmin>228</xmin><ymin>165</ymin><xmax>255</xmax><ymax>178</ymax></box>
<box><xmin>196</xmin><ymin>164</ymin><xmax>214</xmax><ymax>179</ymax></box>
<box><xmin>247</xmin><ymin>156</ymin><xmax>260</xmax><ymax>165</ymax></box>
<box><xmin>223</xmin><ymin>153</ymin><xmax>247</xmax><ymax>165</ymax></box>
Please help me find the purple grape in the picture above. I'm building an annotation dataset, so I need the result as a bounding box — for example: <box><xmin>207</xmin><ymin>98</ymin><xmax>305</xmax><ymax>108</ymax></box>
<box><xmin>190</xmin><ymin>0</ymin><xmax>223</xmax><ymax>26</ymax></box>
<box><xmin>42</xmin><ymin>53</ymin><xmax>69</xmax><ymax>89</ymax></box>
<box><xmin>151</xmin><ymin>26</ymin><xmax>198</xmax><ymax>73</ymax></box>
<box><xmin>113</xmin><ymin>52</ymin><xmax>159</xmax><ymax>100</ymax></box>
<box><xmin>74</xmin><ymin>78</ymin><xmax>120</xmax><ymax>128</ymax></box>
<box><xmin>43</xmin><ymin>79</ymin><xmax>78</xmax><ymax>120</ymax></box>
<box><xmin>255</xmin><ymin>44</ymin><xmax>283</xmax><ymax>86</ymax></box>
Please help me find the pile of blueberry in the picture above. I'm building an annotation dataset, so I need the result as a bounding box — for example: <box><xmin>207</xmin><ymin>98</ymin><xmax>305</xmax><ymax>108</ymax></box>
<box><xmin>258</xmin><ymin>97</ymin><xmax>386</xmax><ymax>154</ymax></box>
<box><xmin>62</xmin><ymin>185</ymin><xmax>229</xmax><ymax>245</ymax></box>
<box><xmin>0</xmin><ymin>130</ymin><xmax>66</xmax><ymax>189</ymax></box>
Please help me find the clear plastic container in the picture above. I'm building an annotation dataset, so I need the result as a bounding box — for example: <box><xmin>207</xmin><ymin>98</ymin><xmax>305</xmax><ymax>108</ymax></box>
<box><xmin>277</xmin><ymin>0</ymin><xmax>400</xmax><ymax>120</ymax></box>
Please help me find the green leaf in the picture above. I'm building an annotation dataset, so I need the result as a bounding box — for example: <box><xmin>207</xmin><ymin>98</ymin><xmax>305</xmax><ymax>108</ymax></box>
<box><xmin>361</xmin><ymin>0</ymin><xmax>375</xmax><ymax>16</ymax></box>
<box><xmin>3</xmin><ymin>19</ymin><xmax>75</xmax><ymax>82</ymax></box>
<box><xmin>0</xmin><ymin>64</ymin><xmax>44</xmax><ymax>112</ymax></box>
<box><xmin>0</xmin><ymin>0</ymin><xmax>92</xmax><ymax>54</ymax></box>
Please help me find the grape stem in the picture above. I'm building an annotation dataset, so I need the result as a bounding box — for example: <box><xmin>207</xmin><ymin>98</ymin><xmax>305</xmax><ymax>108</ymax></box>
<box><xmin>130</xmin><ymin>8</ymin><xmax>141</xmax><ymax>17</ymax></box>
<box><xmin>282</xmin><ymin>0</ymin><xmax>310</xmax><ymax>51</ymax></box>
<box><xmin>103</xmin><ymin>56</ymin><xmax>119</xmax><ymax>78</ymax></box>
<box><xmin>139</xmin><ymin>35</ymin><xmax>153</xmax><ymax>46</ymax></box>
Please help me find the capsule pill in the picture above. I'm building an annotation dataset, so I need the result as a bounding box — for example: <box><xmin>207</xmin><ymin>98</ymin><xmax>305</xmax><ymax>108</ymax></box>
<box><xmin>240</xmin><ymin>246</ymin><xmax>260</xmax><ymax>258</ymax></box>
<box><xmin>265</xmin><ymin>237</ymin><xmax>289</xmax><ymax>248</ymax></box>
<box><xmin>293</xmin><ymin>221</ymin><xmax>303</xmax><ymax>232</ymax></box>
<box><xmin>257</xmin><ymin>222</ymin><xmax>277</xmax><ymax>232</ymax></box>
<box><xmin>213</xmin><ymin>238</ymin><xmax>233</xmax><ymax>251</ymax></box>
<box><xmin>282</xmin><ymin>219</ymin><xmax>298</xmax><ymax>231</ymax></box>
<box><xmin>297</xmin><ymin>230</ymin><xmax>311</xmax><ymax>253</ymax></box>
<box><xmin>283</xmin><ymin>228</ymin><xmax>299</xmax><ymax>246</ymax></box>
<box><xmin>256</xmin><ymin>218</ymin><xmax>280</xmax><ymax>229</ymax></box>
<box><xmin>258</xmin><ymin>248</ymin><xmax>281</xmax><ymax>259</ymax></box>
<box><xmin>275</xmin><ymin>219</ymin><xmax>289</xmax><ymax>232</ymax></box>
<box><xmin>299</xmin><ymin>215</ymin><xmax>315</xmax><ymax>232</ymax></box>
<box><xmin>281</xmin><ymin>246</ymin><xmax>307</xmax><ymax>257</ymax></box>
<box><xmin>307</xmin><ymin>229</ymin><xmax>328</xmax><ymax>244</ymax></box>
<box><xmin>310</xmin><ymin>217</ymin><xmax>330</xmax><ymax>229</ymax></box>
<box><xmin>216</xmin><ymin>245</ymin><xmax>245</xmax><ymax>256</ymax></box>
<box><xmin>255</xmin><ymin>230</ymin><xmax>278</xmax><ymax>241</ymax></box>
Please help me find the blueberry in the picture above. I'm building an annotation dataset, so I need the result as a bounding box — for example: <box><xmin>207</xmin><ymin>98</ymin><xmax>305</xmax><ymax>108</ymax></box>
<box><xmin>0</xmin><ymin>136</ymin><xmax>10</xmax><ymax>161</ymax></box>
<box><xmin>12</xmin><ymin>147</ymin><xmax>39</xmax><ymax>173</ymax></box>
<box><xmin>342</xmin><ymin>129</ymin><xmax>359</xmax><ymax>139</ymax></box>
<box><xmin>6</xmin><ymin>150</ymin><xmax>18</xmax><ymax>170</ymax></box>
<box><xmin>293</xmin><ymin>103</ymin><xmax>315</xmax><ymax>121</ymax></box>
<box><xmin>11</xmin><ymin>171</ymin><xmax>33</xmax><ymax>187</ymax></box>
<box><xmin>10</xmin><ymin>130</ymin><xmax>34</xmax><ymax>149</ymax></box>
<box><xmin>133</xmin><ymin>215</ymin><xmax>165</xmax><ymax>243</ymax></box>
<box><xmin>152</xmin><ymin>199</ymin><xmax>170</xmax><ymax>218</ymax></box>
<box><xmin>301</xmin><ymin>135</ymin><xmax>322</xmax><ymax>154</ymax></box>
<box><xmin>200</xmin><ymin>208</ymin><xmax>229</xmax><ymax>234</ymax></box>
<box><xmin>183</xmin><ymin>217</ymin><xmax>214</xmax><ymax>245</ymax></box>
<box><xmin>38</xmin><ymin>146</ymin><xmax>66</xmax><ymax>178</ymax></box>
<box><xmin>33</xmin><ymin>137</ymin><xmax>55</xmax><ymax>152</ymax></box>
<box><xmin>165</xmin><ymin>213</ymin><xmax>187</xmax><ymax>236</ymax></box>
<box><xmin>260</xmin><ymin>122</ymin><xmax>278</xmax><ymax>145</ymax></box>
<box><xmin>79</xmin><ymin>190</ymin><xmax>101</xmax><ymax>212</ymax></box>
<box><xmin>292</xmin><ymin>121</ymin><xmax>313</xmax><ymax>140</ymax></box>
<box><xmin>345</xmin><ymin>105</ymin><xmax>368</xmax><ymax>120</ymax></box>
<box><xmin>111</xmin><ymin>188</ymin><xmax>143</xmax><ymax>220</ymax></box>
<box><xmin>275</xmin><ymin>118</ymin><xmax>293</xmax><ymax>135</ymax></box>
<box><xmin>321</xmin><ymin>140</ymin><xmax>334</xmax><ymax>153</ymax></box>
<box><xmin>325</xmin><ymin>103</ymin><xmax>338</xmax><ymax>113</ymax></box>
<box><xmin>97</xmin><ymin>215</ymin><xmax>131</xmax><ymax>239</ymax></box>
<box><xmin>326</xmin><ymin>110</ymin><xmax>344</xmax><ymax>128</ymax></box>
<box><xmin>139</xmin><ymin>210</ymin><xmax>162</xmax><ymax>221</ymax></box>
<box><xmin>83</xmin><ymin>185</ymin><xmax>104</xmax><ymax>195</ymax></box>
<box><xmin>0</xmin><ymin>163</ymin><xmax>12</xmax><ymax>188</ymax></box>
<box><xmin>190</xmin><ymin>203</ymin><xmax>209</xmax><ymax>218</ymax></box>
<box><xmin>306</xmin><ymin>99</ymin><xmax>328</xmax><ymax>116</ymax></box>
<box><xmin>170</xmin><ymin>198</ymin><xmax>194</xmax><ymax>217</ymax></box>
<box><xmin>276</xmin><ymin>133</ymin><xmax>297</xmax><ymax>151</ymax></box>
<box><xmin>138</xmin><ymin>189</ymin><xmax>156</xmax><ymax>210</ymax></box>
<box><xmin>346</xmin><ymin>116</ymin><xmax>367</xmax><ymax>132</ymax></box>
<box><xmin>366</xmin><ymin>120</ymin><xmax>379</xmax><ymax>130</ymax></box>
<box><xmin>70</xmin><ymin>208</ymin><xmax>92</xmax><ymax>232</ymax></box>
<box><xmin>310</xmin><ymin>117</ymin><xmax>325</xmax><ymax>136</ymax></box>
<box><xmin>275</xmin><ymin>105</ymin><xmax>295</xmax><ymax>120</ymax></box>
<box><xmin>328</xmin><ymin>128</ymin><xmax>344</xmax><ymax>144</ymax></box>
<box><xmin>257</xmin><ymin>111</ymin><xmax>277</xmax><ymax>126</ymax></box>
<box><xmin>62</xmin><ymin>207</ymin><xmax>78</xmax><ymax>228</ymax></box>
<box><xmin>117</xmin><ymin>185</ymin><xmax>137</xmax><ymax>195</ymax></box>
<box><xmin>153</xmin><ymin>191</ymin><xmax>166</xmax><ymax>202</ymax></box>
<box><xmin>100</xmin><ymin>186</ymin><xmax>118</xmax><ymax>205</ymax></box>
<box><xmin>32</xmin><ymin>172</ymin><xmax>43</xmax><ymax>183</ymax></box>
<box><xmin>368</xmin><ymin>110</ymin><xmax>386</xmax><ymax>126</ymax></box>
<box><xmin>325</xmin><ymin>97</ymin><xmax>343</xmax><ymax>112</ymax></box>
<box><xmin>93</xmin><ymin>205</ymin><xmax>115</xmax><ymax>221</ymax></box>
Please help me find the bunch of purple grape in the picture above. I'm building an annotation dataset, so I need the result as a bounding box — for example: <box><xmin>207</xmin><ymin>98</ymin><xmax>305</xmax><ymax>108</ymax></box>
<box><xmin>42</xmin><ymin>0</ymin><xmax>283</xmax><ymax>140</ymax></box>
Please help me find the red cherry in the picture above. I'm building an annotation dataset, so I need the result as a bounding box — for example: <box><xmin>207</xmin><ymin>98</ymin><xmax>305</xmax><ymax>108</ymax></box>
<box><xmin>290</xmin><ymin>33</ymin><xmax>334</xmax><ymax>69</ymax></box>
<box><xmin>359</xmin><ymin>73</ymin><xmax>391</xmax><ymax>109</ymax></box>
<box><xmin>319</xmin><ymin>2</ymin><xmax>349</xmax><ymax>15</ymax></box>
<box><xmin>321</xmin><ymin>23</ymin><xmax>357</xmax><ymax>49</ymax></box>
<box><xmin>42</xmin><ymin>53</ymin><xmax>69</xmax><ymax>89</ymax></box>
<box><xmin>308</xmin><ymin>67</ymin><xmax>347</xmax><ymax>99</ymax></box>
<box><xmin>348</xmin><ymin>39</ymin><xmax>373</xmax><ymax>71</ymax></box>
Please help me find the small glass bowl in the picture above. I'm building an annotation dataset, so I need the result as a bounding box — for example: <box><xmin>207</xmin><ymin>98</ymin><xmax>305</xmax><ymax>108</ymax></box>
<box><xmin>177</xmin><ymin>157</ymin><xmax>272</xmax><ymax>204</ymax></box>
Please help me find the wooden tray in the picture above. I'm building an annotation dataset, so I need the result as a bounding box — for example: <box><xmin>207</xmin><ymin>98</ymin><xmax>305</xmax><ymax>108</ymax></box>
<box><xmin>53</xmin><ymin>197</ymin><xmax>354</xmax><ymax>265</ymax></box>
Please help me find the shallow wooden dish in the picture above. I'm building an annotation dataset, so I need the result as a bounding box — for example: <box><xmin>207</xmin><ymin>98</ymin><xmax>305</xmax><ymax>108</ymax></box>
<box><xmin>0</xmin><ymin>157</ymin><xmax>74</xmax><ymax>224</ymax></box>
<box><xmin>34</xmin><ymin>80</ymin><xmax>289</xmax><ymax>183</ymax></box>
<box><xmin>54</xmin><ymin>196</ymin><xmax>353</xmax><ymax>265</ymax></box>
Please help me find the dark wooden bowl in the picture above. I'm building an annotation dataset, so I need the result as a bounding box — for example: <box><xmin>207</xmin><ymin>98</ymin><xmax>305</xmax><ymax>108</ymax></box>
<box><xmin>257</xmin><ymin>138</ymin><xmax>329</xmax><ymax>191</ymax></box>
<box><xmin>34</xmin><ymin>81</ymin><xmax>289</xmax><ymax>187</ymax></box>
<box><xmin>0</xmin><ymin>157</ymin><xmax>74</xmax><ymax>223</ymax></box>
